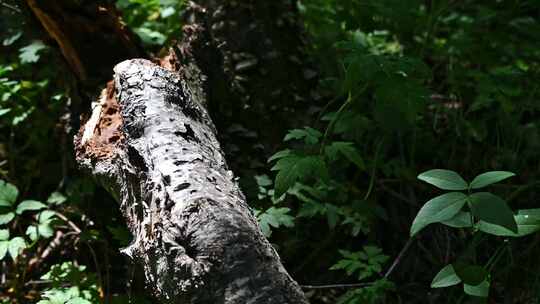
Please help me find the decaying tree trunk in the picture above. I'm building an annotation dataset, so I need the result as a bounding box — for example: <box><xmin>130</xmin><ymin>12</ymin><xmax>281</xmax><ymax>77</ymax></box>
<box><xmin>25</xmin><ymin>0</ymin><xmax>313</xmax><ymax>301</ymax></box>
<box><xmin>74</xmin><ymin>58</ymin><xmax>308</xmax><ymax>303</ymax></box>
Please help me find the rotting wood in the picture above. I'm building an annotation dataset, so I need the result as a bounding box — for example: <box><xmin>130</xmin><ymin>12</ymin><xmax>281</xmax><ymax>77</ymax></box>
<box><xmin>75</xmin><ymin>59</ymin><xmax>308</xmax><ymax>303</ymax></box>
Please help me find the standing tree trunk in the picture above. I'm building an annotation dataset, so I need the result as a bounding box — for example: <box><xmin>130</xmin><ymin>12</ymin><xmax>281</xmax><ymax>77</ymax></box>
<box><xmin>74</xmin><ymin>57</ymin><xmax>308</xmax><ymax>303</ymax></box>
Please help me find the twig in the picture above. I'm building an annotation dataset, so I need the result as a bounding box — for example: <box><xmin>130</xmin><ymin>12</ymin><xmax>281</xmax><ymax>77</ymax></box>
<box><xmin>25</xmin><ymin>280</ymin><xmax>53</xmax><ymax>286</ymax></box>
<box><xmin>85</xmin><ymin>242</ymin><xmax>104</xmax><ymax>302</ymax></box>
<box><xmin>55</xmin><ymin>211</ymin><xmax>82</xmax><ymax>234</ymax></box>
<box><xmin>301</xmin><ymin>282</ymin><xmax>373</xmax><ymax>289</ymax></box>
<box><xmin>0</xmin><ymin>1</ymin><xmax>21</xmax><ymax>13</ymax></box>
<box><xmin>384</xmin><ymin>237</ymin><xmax>415</xmax><ymax>279</ymax></box>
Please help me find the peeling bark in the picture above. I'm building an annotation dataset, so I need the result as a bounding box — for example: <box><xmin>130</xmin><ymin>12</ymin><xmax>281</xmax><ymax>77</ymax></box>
<box><xmin>75</xmin><ymin>59</ymin><xmax>308</xmax><ymax>303</ymax></box>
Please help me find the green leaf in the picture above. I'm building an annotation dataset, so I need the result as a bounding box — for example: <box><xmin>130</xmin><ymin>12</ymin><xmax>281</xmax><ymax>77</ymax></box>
<box><xmin>441</xmin><ymin>211</ymin><xmax>472</xmax><ymax>228</ymax></box>
<box><xmin>160</xmin><ymin>6</ymin><xmax>176</xmax><ymax>18</ymax></box>
<box><xmin>16</xmin><ymin>200</ymin><xmax>47</xmax><ymax>214</ymax></box>
<box><xmin>268</xmin><ymin>149</ymin><xmax>291</xmax><ymax>163</ymax></box>
<box><xmin>417</xmin><ymin>169</ymin><xmax>468</xmax><ymax>190</ymax></box>
<box><xmin>38</xmin><ymin>210</ymin><xmax>57</xmax><ymax>223</ymax></box>
<box><xmin>26</xmin><ymin>226</ymin><xmax>38</xmax><ymax>242</ymax></box>
<box><xmin>0</xmin><ymin>212</ymin><xmax>15</xmax><ymax>225</ymax></box>
<box><xmin>0</xmin><ymin>180</ymin><xmax>19</xmax><ymax>207</ymax></box>
<box><xmin>19</xmin><ymin>41</ymin><xmax>47</xmax><ymax>63</ymax></box>
<box><xmin>454</xmin><ymin>264</ymin><xmax>487</xmax><ymax>286</ymax></box>
<box><xmin>38</xmin><ymin>223</ymin><xmax>55</xmax><ymax>238</ymax></box>
<box><xmin>272</xmin><ymin>155</ymin><xmax>327</xmax><ymax>198</ymax></box>
<box><xmin>8</xmin><ymin>237</ymin><xmax>26</xmax><ymax>260</ymax></box>
<box><xmin>431</xmin><ymin>264</ymin><xmax>461</xmax><ymax>288</ymax></box>
<box><xmin>410</xmin><ymin>192</ymin><xmax>468</xmax><ymax>236</ymax></box>
<box><xmin>284</xmin><ymin>127</ymin><xmax>322</xmax><ymax>145</ymax></box>
<box><xmin>3</xmin><ymin>32</ymin><xmax>22</xmax><ymax>46</ymax></box>
<box><xmin>324</xmin><ymin>142</ymin><xmax>365</xmax><ymax>170</ymax></box>
<box><xmin>134</xmin><ymin>28</ymin><xmax>166</xmax><ymax>45</ymax></box>
<box><xmin>477</xmin><ymin>209</ymin><xmax>540</xmax><ymax>237</ymax></box>
<box><xmin>464</xmin><ymin>280</ymin><xmax>490</xmax><ymax>298</ymax></box>
<box><xmin>469</xmin><ymin>171</ymin><xmax>515</xmax><ymax>189</ymax></box>
<box><xmin>67</xmin><ymin>298</ymin><xmax>92</xmax><ymax>304</ymax></box>
<box><xmin>0</xmin><ymin>108</ymin><xmax>11</xmax><ymax>117</ymax></box>
<box><xmin>0</xmin><ymin>229</ymin><xmax>8</xmax><ymax>241</ymax></box>
<box><xmin>255</xmin><ymin>175</ymin><xmax>273</xmax><ymax>187</ymax></box>
<box><xmin>469</xmin><ymin>192</ymin><xmax>517</xmax><ymax>233</ymax></box>
<box><xmin>47</xmin><ymin>192</ymin><xmax>67</xmax><ymax>205</ymax></box>
<box><xmin>257</xmin><ymin>207</ymin><xmax>295</xmax><ymax>237</ymax></box>
<box><xmin>0</xmin><ymin>240</ymin><xmax>8</xmax><ymax>260</ymax></box>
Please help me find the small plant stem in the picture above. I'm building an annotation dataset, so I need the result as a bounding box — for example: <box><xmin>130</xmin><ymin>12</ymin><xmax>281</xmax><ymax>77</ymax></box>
<box><xmin>384</xmin><ymin>237</ymin><xmax>415</xmax><ymax>279</ymax></box>
<box><xmin>319</xmin><ymin>91</ymin><xmax>352</xmax><ymax>154</ymax></box>
<box><xmin>486</xmin><ymin>242</ymin><xmax>507</xmax><ymax>272</ymax></box>
<box><xmin>364</xmin><ymin>140</ymin><xmax>383</xmax><ymax>201</ymax></box>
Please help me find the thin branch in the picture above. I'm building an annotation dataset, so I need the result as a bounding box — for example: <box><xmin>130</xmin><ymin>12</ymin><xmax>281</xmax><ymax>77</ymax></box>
<box><xmin>384</xmin><ymin>237</ymin><xmax>415</xmax><ymax>279</ymax></box>
<box><xmin>55</xmin><ymin>211</ymin><xmax>82</xmax><ymax>234</ymax></box>
<box><xmin>0</xmin><ymin>1</ymin><xmax>22</xmax><ymax>13</ymax></box>
<box><xmin>25</xmin><ymin>280</ymin><xmax>53</xmax><ymax>286</ymax></box>
<box><xmin>301</xmin><ymin>282</ymin><xmax>374</xmax><ymax>289</ymax></box>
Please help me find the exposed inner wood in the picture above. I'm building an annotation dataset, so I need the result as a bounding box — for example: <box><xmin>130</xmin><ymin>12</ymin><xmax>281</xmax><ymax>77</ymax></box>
<box><xmin>75</xmin><ymin>81</ymin><xmax>123</xmax><ymax>160</ymax></box>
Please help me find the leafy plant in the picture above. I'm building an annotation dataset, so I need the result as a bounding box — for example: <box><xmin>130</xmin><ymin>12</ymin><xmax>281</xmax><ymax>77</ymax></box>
<box><xmin>330</xmin><ymin>246</ymin><xmax>389</xmax><ymax>281</ymax></box>
<box><xmin>37</xmin><ymin>262</ymin><xmax>99</xmax><ymax>304</ymax></box>
<box><xmin>337</xmin><ymin>279</ymin><xmax>394</xmax><ymax>304</ymax></box>
<box><xmin>0</xmin><ymin>180</ymin><xmax>61</xmax><ymax>261</ymax></box>
<box><xmin>255</xmin><ymin>207</ymin><xmax>295</xmax><ymax>238</ymax></box>
<box><xmin>329</xmin><ymin>246</ymin><xmax>392</xmax><ymax>303</ymax></box>
<box><xmin>413</xmin><ymin>169</ymin><xmax>540</xmax><ymax>298</ymax></box>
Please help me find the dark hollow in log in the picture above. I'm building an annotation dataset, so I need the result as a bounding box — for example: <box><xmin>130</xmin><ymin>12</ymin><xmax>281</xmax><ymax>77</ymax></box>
<box><xmin>75</xmin><ymin>59</ymin><xmax>308</xmax><ymax>304</ymax></box>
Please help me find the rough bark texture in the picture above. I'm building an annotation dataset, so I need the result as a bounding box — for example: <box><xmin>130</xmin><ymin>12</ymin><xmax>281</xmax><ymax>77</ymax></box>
<box><xmin>75</xmin><ymin>59</ymin><xmax>308</xmax><ymax>304</ymax></box>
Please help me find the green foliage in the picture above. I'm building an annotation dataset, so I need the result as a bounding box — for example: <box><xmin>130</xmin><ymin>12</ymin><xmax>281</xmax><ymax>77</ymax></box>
<box><xmin>431</xmin><ymin>263</ymin><xmax>490</xmax><ymax>297</ymax></box>
<box><xmin>331</xmin><ymin>246</ymin><xmax>389</xmax><ymax>281</ymax></box>
<box><xmin>37</xmin><ymin>262</ymin><xmax>99</xmax><ymax>304</ymax></box>
<box><xmin>116</xmin><ymin>0</ymin><xmax>186</xmax><ymax>47</ymax></box>
<box><xmin>469</xmin><ymin>171</ymin><xmax>516</xmax><ymax>189</ymax></box>
<box><xmin>0</xmin><ymin>180</ymin><xmax>62</xmax><ymax>262</ymax></box>
<box><xmin>430</xmin><ymin>264</ymin><xmax>461</xmax><ymax>288</ymax></box>
<box><xmin>18</xmin><ymin>41</ymin><xmax>47</xmax><ymax>64</ymax></box>
<box><xmin>412</xmin><ymin>170</ymin><xmax>520</xmax><ymax>236</ymax></box>
<box><xmin>270</xmin><ymin>151</ymin><xmax>327</xmax><ymax>198</ymax></box>
<box><xmin>414</xmin><ymin>169</ymin><xmax>540</xmax><ymax>298</ymax></box>
<box><xmin>417</xmin><ymin>170</ymin><xmax>468</xmax><ymax>191</ymax></box>
<box><xmin>255</xmin><ymin>207</ymin><xmax>295</xmax><ymax>238</ymax></box>
<box><xmin>336</xmin><ymin>279</ymin><xmax>394</xmax><ymax>304</ymax></box>
<box><xmin>410</xmin><ymin>192</ymin><xmax>468</xmax><ymax>236</ymax></box>
<box><xmin>469</xmin><ymin>192</ymin><xmax>517</xmax><ymax>233</ymax></box>
<box><xmin>2</xmin><ymin>0</ymin><xmax>540</xmax><ymax>302</ymax></box>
